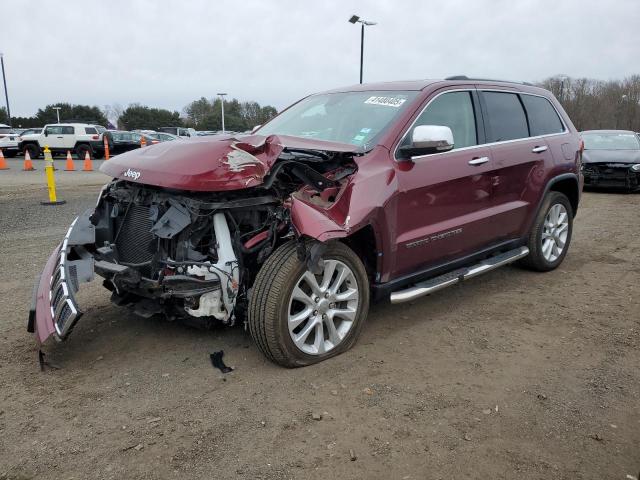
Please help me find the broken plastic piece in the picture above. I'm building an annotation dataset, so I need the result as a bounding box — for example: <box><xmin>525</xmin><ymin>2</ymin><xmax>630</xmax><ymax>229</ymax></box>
<box><xmin>210</xmin><ymin>350</ymin><xmax>233</xmax><ymax>373</ymax></box>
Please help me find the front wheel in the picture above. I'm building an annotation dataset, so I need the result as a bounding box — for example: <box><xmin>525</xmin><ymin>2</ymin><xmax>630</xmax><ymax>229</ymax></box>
<box><xmin>249</xmin><ymin>241</ymin><xmax>370</xmax><ymax>367</ymax></box>
<box><xmin>519</xmin><ymin>192</ymin><xmax>573</xmax><ymax>271</ymax></box>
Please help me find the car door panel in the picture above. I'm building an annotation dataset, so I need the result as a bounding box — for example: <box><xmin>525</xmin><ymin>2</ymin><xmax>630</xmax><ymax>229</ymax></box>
<box><xmin>486</xmin><ymin>138</ymin><xmax>550</xmax><ymax>239</ymax></box>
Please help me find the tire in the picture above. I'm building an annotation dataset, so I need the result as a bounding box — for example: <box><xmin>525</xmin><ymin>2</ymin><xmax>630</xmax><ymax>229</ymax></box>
<box><xmin>249</xmin><ymin>240</ymin><xmax>370</xmax><ymax>367</ymax></box>
<box><xmin>519</xmin><ymin>192</ymin><xmax>573</xmax><ymax>271</ymax></box>
<box><xmin>75</xmin><ymin>144</ymin><xmax>92</xmax><ymax>160</ymax></box>
<box><xmin>23</xmin><ymin>143</ymin><xmax>40</xmax><ymax>159</ymax></box>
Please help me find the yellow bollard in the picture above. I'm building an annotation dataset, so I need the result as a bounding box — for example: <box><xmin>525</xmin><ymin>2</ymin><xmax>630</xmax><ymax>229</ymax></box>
<box><xmin>41</xmin><ymin>146</ymin><xmax>66</xmax><ymax>206</ymax></box>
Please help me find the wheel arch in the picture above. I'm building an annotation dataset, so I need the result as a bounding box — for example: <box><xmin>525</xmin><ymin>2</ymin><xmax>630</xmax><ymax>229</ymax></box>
<box><xmin>547</xmin><ymin>174</ymin><xmax>580</xmax><ymax>216</ymax></box>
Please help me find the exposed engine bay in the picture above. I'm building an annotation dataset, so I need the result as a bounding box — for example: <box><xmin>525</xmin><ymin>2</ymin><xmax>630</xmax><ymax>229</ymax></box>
<box><xmin>48</xmin><ymin>144</ymin><xmax>358</xmax><ymax>339</ymax></box>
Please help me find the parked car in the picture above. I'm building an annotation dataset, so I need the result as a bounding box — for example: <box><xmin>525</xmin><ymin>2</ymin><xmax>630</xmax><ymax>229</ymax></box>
<box><xmin>150</xmin><ymin>132</ymin><xmax>180</xmax><ymax>142</ymax></box>
<box><xmin>581</xmin><ymin>130</ymin><xmax>640</xmax><ymax>191</ymax></box>
<box><xmin>28</xmin><ymin>77</ymin><xmax>582</xmax><ymax>367</ymax></box>
<box><xmin>0</xmin><ymin>124</ymin><xmax>20</xmax><ymax>157</ymax></box>
<box><xmin>157</xmin><ymin>126</ymin><xmax>198</xmax><ymax>138</ymax></box>
<box><xmin>104</xmin><ymin>131</ymin><xmax>159</xmax><ymax>155</ymax></box>
<box><xmin>18</xmin><ymin>128</ymin><xmax>43</xmax><ymax>137</ymax></box>
<box><xmin>19</xmin><ymin>123</ymin><xmax>107</xmax><ymax>159</ymax></box>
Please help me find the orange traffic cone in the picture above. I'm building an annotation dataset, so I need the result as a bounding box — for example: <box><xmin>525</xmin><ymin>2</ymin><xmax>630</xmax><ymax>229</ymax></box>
<box><xmin>64</xmin><ymin>150</ymin><xmax>76</xmax><ymax>171</ymax></box>
<box><xmin>82</xmin><ymin>151</ymin><xmax>93</xmax><ymax>172</ymax></box>
<box><xmin>140</xmin><ymin>136</ymin><xmax>147</xmax><ymax>147</ymax></box>
<box><xmin>23</xmin><ymin>150</ymin><xmax>35</xmax><ymax>171</ymax></box>
<box><xmin>0</xmin><ymin>149</ymin><xmax>8</xmax><ymax>170</ymax></box>
<box><xmin>104</xmin><ymin>137</ymin><xmax>110</xmax><ymax>160</ymax></box>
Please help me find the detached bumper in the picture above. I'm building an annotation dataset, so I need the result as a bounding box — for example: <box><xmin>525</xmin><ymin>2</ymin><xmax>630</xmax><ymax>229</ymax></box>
<box><xmin>28</xmin><ymin>212</ymin><xmax>96</xmax><ymax>345</ymax></box>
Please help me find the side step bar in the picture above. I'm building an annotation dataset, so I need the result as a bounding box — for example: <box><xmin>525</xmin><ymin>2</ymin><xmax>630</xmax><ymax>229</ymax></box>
<box><xmin>390</xmin><ymin>246</ymin><xmax>529</xmax><ymax>304</ymax></box>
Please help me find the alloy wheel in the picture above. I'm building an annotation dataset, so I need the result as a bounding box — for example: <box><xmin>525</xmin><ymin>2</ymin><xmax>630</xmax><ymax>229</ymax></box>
<box><xmin>542</xmin><ymin>203</ymin><xmax>569</xmax><ymax>262</ymax></box>
<box><xmin>287</xmin><ymin>259</ymin><xmax>360</xmax><ymax>355</ymax></box>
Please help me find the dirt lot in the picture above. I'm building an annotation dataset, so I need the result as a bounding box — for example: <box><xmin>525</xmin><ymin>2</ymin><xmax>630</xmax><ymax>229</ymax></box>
<box><xmin>1</xmin><ymin>162</ymin><xmax>639</xmax><ymax>479</ymax></box>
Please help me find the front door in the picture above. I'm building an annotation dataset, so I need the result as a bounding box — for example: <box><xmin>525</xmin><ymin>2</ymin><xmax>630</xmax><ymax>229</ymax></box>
<box><xmin>391</xmin><ymin>88</ymin><xmax>497</xmax><ymax>278</ymax></box>
<box><xmin>43</xmin><ymin>125</ymin><xmax>65</xmax><ymax>150</ymax></box>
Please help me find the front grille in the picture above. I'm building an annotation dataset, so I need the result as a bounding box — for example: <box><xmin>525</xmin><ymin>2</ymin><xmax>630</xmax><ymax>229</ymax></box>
<box><xmin>49</xmin><ymin>248</ymin><xmax>80</xmax><ymax>339</ymax></box>
<box><xmin>115</xmin><ymin>204</ymin><xmax>155</xmax><ymax>272</ymax></box>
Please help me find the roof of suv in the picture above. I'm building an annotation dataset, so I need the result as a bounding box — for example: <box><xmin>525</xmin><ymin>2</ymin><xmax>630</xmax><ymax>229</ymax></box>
<box><xmin>322</xmin><ymin>78</ymin><xmax>549</xmax><ymax>95</ymax></box>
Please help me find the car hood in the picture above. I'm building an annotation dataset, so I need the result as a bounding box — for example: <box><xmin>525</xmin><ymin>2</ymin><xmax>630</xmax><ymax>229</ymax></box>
<box><xmin>582</xmin><ymin>149</ymin><xmax>640</xmax><ymax>165</ymax></box>
<box><xmin>100</xmin><ymin>134</ymin><xmax>359</xmax><ymax>191</ymax></box>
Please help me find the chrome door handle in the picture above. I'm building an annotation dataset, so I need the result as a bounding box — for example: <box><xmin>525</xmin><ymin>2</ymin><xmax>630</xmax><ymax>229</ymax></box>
<box><xmin>468</xmin><ymin>156</ymin><xmax>490</xmax><ymax>166</ymax></box>
<box><xmin>532</xmin><ymin>145</ymin><xmax>548</xmax><ymax>153</ymax></box>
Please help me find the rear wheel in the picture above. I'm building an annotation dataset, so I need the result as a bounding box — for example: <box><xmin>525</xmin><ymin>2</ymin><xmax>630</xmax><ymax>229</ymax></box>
<box><xmin>23</xmin><ymin>143</ymin><xmax>40</xmax><ymax>159</ymax></box>
<box><xmin>519</xmin><ymin>192</ymin><xmax>573</xmax><ymax>271</ymax></box>
<box><xmin>75</xmin><ymin>144</ymin><xmax>92</xmax><ymax>160</ymax></box>
<box><xmin>249</xmin><ymin>240</ymin><xmax>370</xmax><ymax>367</ymax></box>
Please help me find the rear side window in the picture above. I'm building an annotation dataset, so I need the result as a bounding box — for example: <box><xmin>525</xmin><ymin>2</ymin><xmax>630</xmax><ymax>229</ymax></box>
<box><xmin>521</xmin><ymin>95</ymin><xmax>564</xmax><ymax>136</ymax></box>
<box><xmin>409</xmin><ymin>91</ymin><xmax>477</xmax><ymax>149</ymax></box>
<box><xmin>84</xmin><ymin>127</ymin><xmax>98</xmax><ymax>134</ymax></box>
<box><xmin>482</xmin><ymin>92</ymin><xmax>528</xmax><ymax>142</ymax></box>
<box><xmin>62</xmin><ymin>126</ymin><xmax>74</xmax><ymax>134</ymax></box>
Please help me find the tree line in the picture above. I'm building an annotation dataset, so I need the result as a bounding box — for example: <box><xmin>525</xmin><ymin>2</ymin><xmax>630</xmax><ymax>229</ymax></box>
<box><xmin>0</xmin><ymin>97</ymin><xmax>278</xmax><ymax>132</ymax></box>
<box><xmin>2</xmin><ymin>75</ymin><xmax>639</xmax><ymax>132</ymax></box>
<box><xmin>540</xmin><ymin>74</ymin><xmax>640</xmax><ymax>132</ymax></box>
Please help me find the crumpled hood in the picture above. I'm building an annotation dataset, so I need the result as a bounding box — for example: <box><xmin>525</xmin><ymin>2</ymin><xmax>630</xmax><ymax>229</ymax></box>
<box><xmin>100</xmin><ymin>134</ymin><xmax>359</xmax><ymax>191</ymax></box>
<box><xmin>582</xmin><ymin>149</ymin><xmax>640</xmax><ymax>165</ymax></box>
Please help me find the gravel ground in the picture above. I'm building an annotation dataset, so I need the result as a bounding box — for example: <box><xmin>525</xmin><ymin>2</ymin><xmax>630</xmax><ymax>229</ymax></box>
<box><xmin>0</xmin><ymin>168</ymin><xmax>639</xmax><ymax>480</ymax></box>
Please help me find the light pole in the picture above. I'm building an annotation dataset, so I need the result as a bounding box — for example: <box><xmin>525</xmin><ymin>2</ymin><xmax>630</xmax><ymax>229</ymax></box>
<box><xmin>0</xmin><ymin>53</ymin><xmax>11</xmax><ymax>127</ymax></box>
<box><xmin>348</xmin><ymin>15</ymin><xmax>377</xmax><ymax>84</ymax></box>
<box><xmin>53</xmin><ymin>106</ymin><xmax>61</xmax><ymax>124</ymax></box>
<box><xmin>217</xmin><ymin>93</ymin><xmax>227</xmax><ymax>133</ymax></box>
<box><xmin>557</xmin><ymin>74</ymin><xmax>569</xmax><ymax>103</ymax></box>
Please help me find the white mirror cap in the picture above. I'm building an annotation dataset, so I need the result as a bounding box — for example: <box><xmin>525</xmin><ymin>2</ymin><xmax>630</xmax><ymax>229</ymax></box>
<box><xmin>412</xmin><ymin>125</ymin><xmax>454</xmax><ymax>151</ymax></box>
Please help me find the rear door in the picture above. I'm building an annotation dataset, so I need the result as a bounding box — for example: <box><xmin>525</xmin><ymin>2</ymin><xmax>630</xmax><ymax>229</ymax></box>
<box><xmin>478</xmin><ymin>90</ymin><xmax>555</xmax><ymax>240</ymax></box>
<box><xmin>391</xmin><ymin>88</ymin><xmax>497</xmax><ymax>278</ymax></box>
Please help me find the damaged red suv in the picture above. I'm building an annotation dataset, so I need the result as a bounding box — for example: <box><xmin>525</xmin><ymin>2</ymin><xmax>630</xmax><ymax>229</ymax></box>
<box><xmin>28</xmin><ymin>77</ymin><xmax>583</xmax><ymax>367</ymax></box>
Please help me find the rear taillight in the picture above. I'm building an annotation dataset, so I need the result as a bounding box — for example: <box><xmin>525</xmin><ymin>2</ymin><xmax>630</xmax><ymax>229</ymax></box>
<box><xmin>152</xmin><ymin>140</ymin><xmax>159</xmax><ymax>144</ymax></box>
<box><xmin>92</xmin><ymin>135</ymin><xmax>99</xmax><ymax>140</ymax></box>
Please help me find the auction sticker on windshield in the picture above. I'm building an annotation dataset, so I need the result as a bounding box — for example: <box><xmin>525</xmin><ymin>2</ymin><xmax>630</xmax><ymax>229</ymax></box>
<box><xmin>364</xmin><ymin>96</ymin><xmax>407</xmax><ymax>107</ymax></box>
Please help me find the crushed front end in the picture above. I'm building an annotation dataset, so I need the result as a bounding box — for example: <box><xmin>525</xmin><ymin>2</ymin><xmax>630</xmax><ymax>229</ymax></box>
<box><xmin>28</xmin><ymin>136</ymin><xmax>359</xmax><ymax>345</ymax></box>
<box><xmin>583</xmin><ymin>163</ymin><xmax>640</xmax><ymax>191</ymax></box>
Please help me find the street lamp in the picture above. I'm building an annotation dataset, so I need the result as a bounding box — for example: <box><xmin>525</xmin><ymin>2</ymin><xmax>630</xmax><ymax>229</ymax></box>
<box><xmin>53</xmin><ymin>106</ymin><xmax>61</xmax><ymax>124</ymax></box>
<box><xmin>0</xmin><ymin>52</ymin><xmax>11</xmax><ymax>127</ymax></box>
<box><xmin>557</xmin><ymin>74</ymin><xmax>569</xmax><ymax>103</ymax></box>
<box><xmin>217</xmin><ymin>92</ymin><xmax>227</xmax><ymax>133</ymax></box>
<box><xmin>348</xmin><ymin>15</ymin><xmax>377</xmax><ymax>84</ymax></box>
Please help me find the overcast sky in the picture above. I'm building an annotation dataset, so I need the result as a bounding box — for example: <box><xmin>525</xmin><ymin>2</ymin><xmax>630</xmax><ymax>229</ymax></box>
<box><xmin>3</xmin><ymin>0</ymin><xmax>639</xmax><ymax>117</ymax></box>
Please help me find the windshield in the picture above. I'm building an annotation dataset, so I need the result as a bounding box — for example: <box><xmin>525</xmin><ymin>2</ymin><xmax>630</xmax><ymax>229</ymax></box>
<box><xmin>257</xmin><ymin>90</ymin><xmax>419</xmax><ymax>149</ymax></box>
<box><xmin>583</xmin><ymin>132</ymin><xmax>640</xmax><ymax>150</ymax></box>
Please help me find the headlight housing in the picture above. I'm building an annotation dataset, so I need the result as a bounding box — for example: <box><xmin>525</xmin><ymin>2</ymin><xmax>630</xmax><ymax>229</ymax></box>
<box><xmin>631</xmin><ymin>164</ymin><xmax>640</xmax><ymax>172</ymax></box>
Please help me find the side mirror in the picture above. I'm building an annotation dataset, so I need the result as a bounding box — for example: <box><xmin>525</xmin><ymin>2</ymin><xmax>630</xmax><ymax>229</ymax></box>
<box><xmin>44</xmin><ymin>130</ymin><xmax>49</xmax><ymax>137</ymax></box>
<box><xmin>251</xmin><ymin>125</ymin><xmax>262</xmax><ymax>134</ymax></box>
<box><xmin>398</xmin><ymin>125</ymin><xmax>454</xmax><ymax>159</ymax></box>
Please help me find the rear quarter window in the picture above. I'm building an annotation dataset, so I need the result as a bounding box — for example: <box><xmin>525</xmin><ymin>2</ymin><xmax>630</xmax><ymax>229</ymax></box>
<box><xmin>482</xmin><ymin>91</ymin><xmax>528</xmax><ymax>142</ymax></box>
<box><xmin>84</xmin><ymin>127</ymin><xmax>98</xmax><ymax>134</ymax></box>
<box><xmin>521</xmin><ymin>95</ymin><xmax>564</xmax><ymax>136</ymax></box>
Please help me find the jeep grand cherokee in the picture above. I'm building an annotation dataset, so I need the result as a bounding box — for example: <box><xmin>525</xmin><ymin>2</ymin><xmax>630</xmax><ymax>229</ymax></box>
<box><xmin>28</xmin><ymin>77</ymin><xmax>583</xmax><ymax>367</ymax></box>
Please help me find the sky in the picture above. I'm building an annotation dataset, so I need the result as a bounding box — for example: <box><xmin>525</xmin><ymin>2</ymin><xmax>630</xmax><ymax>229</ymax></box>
<box><xmin>2</xmin><ymin>0</ymin><xmax>639</xmax><ymax>117</ymax></box>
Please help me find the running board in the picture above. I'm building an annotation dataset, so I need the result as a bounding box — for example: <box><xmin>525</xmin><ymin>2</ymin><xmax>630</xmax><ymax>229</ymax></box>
<box><xmin>389</xmin><ymin>246</ymin><xmax>529</xmax><ymax>304</ymax></box>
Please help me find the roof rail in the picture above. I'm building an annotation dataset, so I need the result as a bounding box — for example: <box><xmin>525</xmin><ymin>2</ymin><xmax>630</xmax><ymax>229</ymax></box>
<box><xmin>444</xmin><ymin>75</ymin><xmax>533</xmax><ymax>86</ymax></box>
